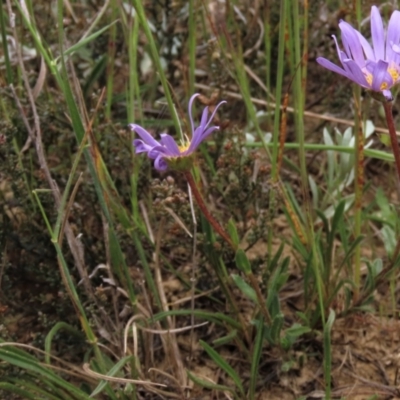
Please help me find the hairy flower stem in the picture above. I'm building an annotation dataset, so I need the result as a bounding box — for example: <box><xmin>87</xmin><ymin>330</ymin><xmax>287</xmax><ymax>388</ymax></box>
<box><xmin>383</xmin><ymin>102</ymin><xmax>400</xmax><ymax>197</ymax></box>
<box><xmin>353</xmin><ymin>90</ymin><xmax>364</xmax><ymax>302</ymax></box>
<box><xmin>184</xmin><ymin>170</ymin><xmax>253</xmax><ymax>343</ymax></box>
<box><xmin>184</xmin><ymin>171</ymin><xmax>236</xmax><ymax>249</ymax></box>
<box><xmin>185</xmin><ymin>171</ymin><xmax>272</xmax><ymax>325</ymax></box>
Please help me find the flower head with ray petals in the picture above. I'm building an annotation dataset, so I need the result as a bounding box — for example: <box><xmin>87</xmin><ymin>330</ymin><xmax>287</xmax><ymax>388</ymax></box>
<box><xmin>130</xmin><ymin>94</ymin><xmax>226</xmax><ymax>171</ymax></box>
<box><xmin>317</xmin><ymin>6</ymin><xmax>400</xmax><ymax>101</ymax></box>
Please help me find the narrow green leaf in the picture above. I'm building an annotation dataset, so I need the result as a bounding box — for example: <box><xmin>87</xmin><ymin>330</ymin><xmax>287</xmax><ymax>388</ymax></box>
<box><xmin>199</xmin><ymin>340</ymin><xmax>245</xmax><ymax>396</ymax></box>
<box><xmin>45</xmin><ymin>322</ymin><xmax>83</xmax><ymax>364</ymax></box>
<box><xmin>2</xmin><ymin>377</ymin><xmax>66</xmax><ymax>400</ymax></box>
<box><xmin>267</xmin><ymin>243</ymin><xmax>284</xmax><ymax>275</ymax></box>
<box><xmin>323</xmin><ymin>309</ymin><xmax>335</xmax><ymax>399</ymax></box>
<box><xmin>213</xmin><ymin>330</ymin><xmax>238</xmax><ymax>347</ymax></box>
<box><xmin>339</xmin><ymin>235</ymin><xmax>365</xmax><ymax>269</ymax></box>
<box><xmin>0</xmin><ymin>347</ymin><xmax>90</xmax><ymax>400</ymax></box>
<box><xmin>315</xmin><ymin>209</ymin><xmax>329</xmax><ymax>235</ymax></box>
<box><xmin>63</xmin><ymin>22</ymin><xmax>118</xmax><ymax>57</ymax></box>
<box><xmin>90</xmin><ymin>356</ymin><xmax>133</xmax><ymax>397</ymax></box>
<box><xmin>249</xmin><ymin>318</ymin><xmax>265</xmax><ymax>400</ymax></box>
<box><xmin>0</xmin><ymin>383</ymin><xmax>37</xmax><ymax>400</ymax></box>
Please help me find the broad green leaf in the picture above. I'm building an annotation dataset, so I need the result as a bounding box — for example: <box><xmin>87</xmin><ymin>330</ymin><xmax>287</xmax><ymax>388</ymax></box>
<box><xmin>231</xmin><ymin>274</ymin><xmax>257</xmax><ymax>303</ymax></box>
<box><xmin>235</xmin><ymin>249</ymin><xmax>252</xmax><ymax>274</ymax></box>
<box><xmin>187</xmin><ymin>370</ymin><xmax>234</xmax><ymax>393</ymax></box>
<box><xmin>227</xmin><ymin>218</ymin><xmax>240</xmax><ymax>247</ymax></box>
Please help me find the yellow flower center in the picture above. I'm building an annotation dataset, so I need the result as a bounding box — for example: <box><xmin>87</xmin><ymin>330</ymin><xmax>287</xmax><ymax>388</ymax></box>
<box><xmin>365</xmin><ymin>64</ymin><xmax>400</xmax><ymax>90</ymax></box>
<box><xmin>388</xmin><ymin>66</ymin><xmax>399</xmax><ymax>83</ymax></box>
<box><xmin>178</xmin><ymin>143</ymin><xmax>190</xmax><ymax>152</ymax></box>
<box><xmin>177</xmin><ymin>135</ymin><xmax>191</xmax><ymax>153</ymax></box>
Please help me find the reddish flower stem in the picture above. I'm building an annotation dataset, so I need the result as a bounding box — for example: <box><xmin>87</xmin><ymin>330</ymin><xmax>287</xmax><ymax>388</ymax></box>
<box><xmin>383</xmin><ymin>101</ymin><xmax>400</xmax><ymax>197</ymax></box>
<box><xmin>184</xmin><ymin>171</ymin><xmax>236</xmax><ymax>250</ymax></box>
<box><xmin>185</xmin><ymin>170</ymin><xmax>272</xmax><ymax>325</ymax></box>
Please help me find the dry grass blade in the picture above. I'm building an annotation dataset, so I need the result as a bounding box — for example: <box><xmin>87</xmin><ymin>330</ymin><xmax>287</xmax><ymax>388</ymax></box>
<box><xmin>123</xmin><ymin>314</ymin><xmax>147</xmax><ymax>355</ymax></box>
<box><xmin>168</xmin><ymin>287</ymin><xmax>219</xmax><ymax>307</ymax></box>
<box><xmin>140</xmin><ymin>200</ymin><xmax>155</xmax><ymax>243</ymax></box>
<box><xmin>32</xmin><ymin>56</ymin><xmax>46</xmax><ymax>100</ymax></box>
<box><xmin>195</xmin><ymin>82</ymin><xmax>400</xmax><ymax>136</ymax></box>
<box><xmin>138</xmin><ymin>321</ymin><xmax>208</xmax><ymax>335</ymax></box>
<box><xmin>164</xmin><ymin>206</ymin><xmax>193</xmax><ymax>237</ymax></box>
<box><xmin>0</xmin><ymin>342</ymin><xmax>97</xmax><ymax>384</ymax></box>
<box><xmin>153</xmin><ymin>218</ymin><xmax>186</xmax><ymax>387</ymax></box>
<box><xmin>82</xmin><ymin>363</ymin><xmax>168</xmax><ymax>388</ymax></box>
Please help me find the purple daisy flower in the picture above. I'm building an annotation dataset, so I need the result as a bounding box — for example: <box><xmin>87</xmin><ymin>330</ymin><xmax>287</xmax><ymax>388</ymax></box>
<box><xmin>317</xmin><ymin>5</ymin><xmax>400</xmax><ymax>100</ymax></box>
<box><xmin>130</xmin><ymin>94</ymin><xmax>226</xmax><ymax>171</ymax></box>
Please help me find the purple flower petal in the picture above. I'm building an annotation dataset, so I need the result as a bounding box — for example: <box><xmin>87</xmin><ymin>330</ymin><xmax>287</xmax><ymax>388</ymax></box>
<box><xmin>129</xmin><ymin>124</ymin><xmax>161</xmax><ymax>148</ymax></box>
<box><xmin>188</xmin><ymin>126</ymin><xmax>221</xmax><ymax>154</ymax></box>
<box><xmin>189</xmin><ymin>99</ymin><xmax>226</xmax><ymax>153</ymax></box>
<box><xmin>317</xmin><ymin>6</ymin><xmax>400</xmax><ymax>97</ymax></box>
<box><xmin>204</xmin><ymin>100</ymin><xmax>226</xmax><ymax>130</ymax></box>
<box><xmin>332</xmin><ymin>35</ymin><xmax>346</xmax><ymax>64</ymax></box>
<box><xmin>190</xmin><ymin>106</ymin><xmax>209</xmax><ymax>146</ymax></box>
<box><xmin>387</xmin><ymin>10</ymin><xmax>400</xmax><ymax>61</ymax></box>
<box><xmin>316</xmin><ymin>57</ymin><xmax>349</xmax><ymax>78</ymax></box>
<box><xmin>342</xmin><ymin>59</ymin><xmax>369</xmax><ymax>87</ymax></box>
<box><xmin>200</xmin><ymin>126</ymin><xmax>220</xmax><ymax>142</ymax></box>
<box><xmin>339</xmin><ymin>21</ymin><xmax>365</xmax><ymax>67</ymax></box>
<box><xmin>148</xmin><ymin>146</ymin><xmax>168</xmax><ymax>159</ymax></box>
<box><xmin>160</xmin><ymin>134</ymin><xmax>181</xmax><ymax>156</ymax></box>
<box><xmin>356</xmin><ymin>31</ymin><xmax>374</xmax><ymax>60</ymax></box>
<box><xmin>370</xmin><ymin>60</ymin><xmax>390</xmax><ymax>91</ymax></box>
<box><xmin>130</xmin><ymin>93</ymin><xmax>226</xmax><ymax>171</ymax></box>
<box><xmin>392</xmin><ymin>43</ymin><xmax>400</xmax><ymax>54</ymax></box>
<box><xmin>185</xmin><ymin>136</ymin><xmax>202</xmax><ymax>154</ymax></box>
<box><xmin>154</xmin><ymin>155</ymin><xmax>168</xmax><ymax>171</ymax></box>
<box><xmin>188</xmin><ymin>93</ymin><xmax>200</xmax><ymax>137</ymax></box>
<box><xmin>382</xmin><ymin>89</ymin><xmax>393</xmax><ymax>101</ymax></box>
<box><xmin>199</xmin><ymin>106</ymin><xmax>209</xmax><ymax>130</ymax></box>
<box><xmin>133</xmin><ymin>139</ymin><xmax>153</xmax><ymax>154</ymax></box>
<box><xmin>371</xmin><ymin>6</ymin><xmax>384</xmax><ymax>60</ymax></box>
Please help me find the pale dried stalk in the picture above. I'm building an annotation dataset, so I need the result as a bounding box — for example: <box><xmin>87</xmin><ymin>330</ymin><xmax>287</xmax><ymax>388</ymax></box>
<box><xmin>195</xmin><ymin>82</ymin><xmax>400</xmax><ymax>136</ymax></box>
<box><xmin>153</xmin><ymin>218</ymin><xmax>186</xmax><ymax>391</ymax></box>
<box><xmin>5</xmin><ymin>0</ymin><xmax>92</xmax><ymax>294</ymax></box>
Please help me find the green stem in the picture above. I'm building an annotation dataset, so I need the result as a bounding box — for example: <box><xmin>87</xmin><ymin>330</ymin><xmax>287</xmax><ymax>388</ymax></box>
<box><xmin>268</xmin><ymin>0</ymin><xmax>287</xmax><ymax>265</ymax></box>
<box><xmin>188</xmin><ymin>0</ymin><xmax>196</xmax><ymax>96</ymax></box>
<box><xmin>0</xmin><ymin>1</ymin><xmax>12</xmax><ymax>84</ymax></box>
<box><xmin>130</xmin><ymin>0</ymin><xmax>181</xmax><ymax>134</ymax></box>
